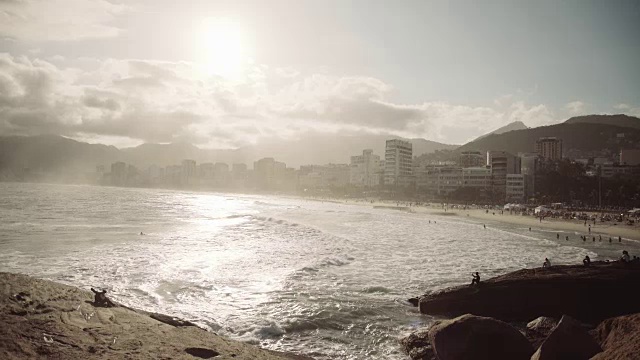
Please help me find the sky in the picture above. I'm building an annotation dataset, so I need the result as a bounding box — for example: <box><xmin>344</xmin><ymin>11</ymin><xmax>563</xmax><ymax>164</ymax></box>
<box><xmin>1</xmin><ymin>0</ymin><xmax>639</xmax><ymax>148</ymax></box>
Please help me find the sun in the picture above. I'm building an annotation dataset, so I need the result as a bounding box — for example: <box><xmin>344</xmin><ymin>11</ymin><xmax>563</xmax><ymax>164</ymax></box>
<box><xmin>195</xmin><ymin>18</ymin><xmax>246</xmax><ymax>79</ymax></box>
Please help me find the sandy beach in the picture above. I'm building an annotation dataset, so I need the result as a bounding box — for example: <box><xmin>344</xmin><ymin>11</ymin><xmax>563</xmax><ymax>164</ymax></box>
<box><xmin>309</xmin><ymin>197</ymin><xmax>640</xmax><ymax>242</ymax></box>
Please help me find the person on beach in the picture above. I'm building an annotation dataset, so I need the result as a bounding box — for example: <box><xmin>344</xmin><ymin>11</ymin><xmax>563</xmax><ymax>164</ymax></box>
<box><xmin>566</xmin><ymin>236</ymin><xmax>569</xmax><ymax>241</ymax></box>
<box><xmin>609</xmin><ymin>237</ymin><xmax>612</xmax><ymax>243</ymax></box>
<box><xmin>599</xmin><ymin>235</ymin><xmax>602</xmax><ymax>241</ymax></box>
<box><xmin>557</xmin><ymin>233</ymin><xmax>559</xmax><ymax>239</ymax></box>
<box><xmin>619</xmin><ymin>236</ymin><xmax>622</xmax><ymax>243</ymax></box>
<box><xmin>471</xmin><ymin>272</ymin><xmax>480</xmax><ymax>286</ymax></box>
<box><xmin>91</xmin><ymin>288</ymin><xmax>116</xmax><ymax>307</ymax></box>
<box><xmin>529</xmin><ymin>227</ymin><xmax>531</xmax><ymax>231</ymax></box>
<box><xmin>588</xmin><ymin>225</ymin><xmax>591</xmax><ymax>234</ymax></box>
<box><xmin>543</xmin><ymin>258</ymin><xmax>551</xmax><ymax>268</ymax></box>
<box><xmin>593</xmin><ymin>236</ymin><xmax>595</xmax><ymax>242</ymax></box>
<box><xmin>483</xmin><ymin>224</ymin><xmax>486</xmax><ymax>229</ymax></box>
<box><xmin>583</xmin><ymin>255</ymin><xmax>591</xmax><ymax>266</ymax></box>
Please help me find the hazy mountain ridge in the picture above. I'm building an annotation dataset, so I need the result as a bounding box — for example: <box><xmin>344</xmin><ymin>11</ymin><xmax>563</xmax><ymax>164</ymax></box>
<box><xmin>458</xmin><ymin>121</ymin><xmax>640</xmax><ymax>155</ymax></box>
<box><xmin>564</xmin><ymin>114</ymin><xmax>640</xmax><ymax>129</ymax></box>
<box><xmin>0</xmin><ymin>133</ymin><xmax>456</xmax><ymax>172</ymax></box>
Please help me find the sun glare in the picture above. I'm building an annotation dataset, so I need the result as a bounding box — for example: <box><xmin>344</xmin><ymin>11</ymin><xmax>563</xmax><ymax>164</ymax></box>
<box><xmin>195</xmin><ymin>17</ymin><xmax>246</xmax><ymax>79</ymax></box>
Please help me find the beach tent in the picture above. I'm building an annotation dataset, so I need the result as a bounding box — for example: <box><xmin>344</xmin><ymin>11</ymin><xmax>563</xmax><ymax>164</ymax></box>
<box><xmin>534</xmin><ymin>206</ymin><xmax>551</xmax><ymax>214</ymax></box>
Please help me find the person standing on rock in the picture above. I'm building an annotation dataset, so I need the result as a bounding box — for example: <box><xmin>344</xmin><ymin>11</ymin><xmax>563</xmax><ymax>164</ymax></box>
<box><xmin>583</xmin><ymin>256</ymin><xmax>591</xmax><ymax>266</ymax></box>
<box><xmin>543</xmin><ymin>258</ymin><xmax>551</xmax><ymax>268</ymax></box>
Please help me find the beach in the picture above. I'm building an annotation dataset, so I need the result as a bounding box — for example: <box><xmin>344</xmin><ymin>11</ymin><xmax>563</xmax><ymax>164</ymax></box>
<box><xmin>320</xmin><ymin>198</ymin><xmax>640</xmax><ymax>243</ymax></box>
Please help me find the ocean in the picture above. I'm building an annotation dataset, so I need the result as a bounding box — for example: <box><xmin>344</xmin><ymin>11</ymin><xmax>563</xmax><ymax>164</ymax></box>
<box><xmin>0</xmin><ymin>182</ymin><xmax>630</xmax><ymax>359</ymax></box>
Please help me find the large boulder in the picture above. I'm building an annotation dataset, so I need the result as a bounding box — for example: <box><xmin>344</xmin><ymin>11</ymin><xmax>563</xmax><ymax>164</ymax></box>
<box><xmin>400</xmin><ymin>328</ymin><xmax>435</xmax><ymax>360</ymax></box>
<box><xmin>591</xmin><ymin>313</ymin><xmax>640</xmax><ymax>360</ymax></box>
<box><xmin>525</xmin><ymin>317</ymin><xmax>559</xmax><ymax>349</ymax></box>
<box><xmin>531</xmin><ymin>315</ymin><xmax>602</xmax><ymax>360</ymax></box>
<box><xmin>428</xmin><ymin>314</ymin><xmax>533</xmax><ymax>360</ymax></box>
<box><xmin>417</xmin><ymin>262</ymin><xmax>640</xmax><ymax>323</ymax></box>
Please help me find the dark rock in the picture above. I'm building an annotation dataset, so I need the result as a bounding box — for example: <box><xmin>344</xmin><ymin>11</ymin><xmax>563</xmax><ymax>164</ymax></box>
<box><xmin>150</xmin><ymin>313</ymin><xmax>197</xmax><ymax>327</ymax></box>
<box><xmin>525</xmin><ymin>316</ymin><xmax>559</xmax><ymax>348</ymax></box>
<box><xmin>428</xmin><ymin>314</ymin><xmax>533</xmax><ymax>360</ymax></box>
<box><xmin>400</xmin><ymin>328</ymin><xmax>435</xmax><ymax>360</ymax></box>
<box><xmin>407</xmin><ymin>297</ymin><xmax>419</xmax><ymax>307</ymax></box>
<box><xmin>591</xmin><ymin>313</ymin><xmax>640</xmax><ymax>360</ymax></box>
<box><xmin>417</xmin><ymin>262</ymin><xmax>640</xmax><ymax>323</ymax></box>
<box><xmin>531</xmin><ymin>315</ymin><xmax>602</xmax><ymax>360</ymax></box>
<box><xmin>184</xmin><ymin>347</ymin><xmax>219</xmax><ymax>358</ymax></box>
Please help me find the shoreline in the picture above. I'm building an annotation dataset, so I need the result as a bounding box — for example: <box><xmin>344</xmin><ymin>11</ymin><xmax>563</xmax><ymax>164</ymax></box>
<box><xmin>311</xmin><ymin>197</ymin><xmax>640</xmax><ymax>243</ymax></box>
<box><xmin>0</xmin><ymin>272</ymin><xmax>313</xmax><ymax>360</ymax></box>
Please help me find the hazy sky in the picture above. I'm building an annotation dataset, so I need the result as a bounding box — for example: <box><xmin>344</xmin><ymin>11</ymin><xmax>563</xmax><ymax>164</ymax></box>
<box><xmin>1</xmin><ymin>0</ymin><xmax>639</xmax><ymax>147</ymax></box>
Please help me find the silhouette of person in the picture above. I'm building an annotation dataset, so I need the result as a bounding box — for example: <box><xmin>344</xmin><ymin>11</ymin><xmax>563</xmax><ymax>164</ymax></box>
<box><xmin>471</xmin><ymin>272</ymin><xmax>480</xmax><ymax>286</ymax></box>
<box><xmin>583</xmin><ymin>255</ymin><xmax>591</xmax><ymax>266</ymax></box>
<box><xmin>543</xmin><ymin>258</ymin><xmax>551</xmax><ymax>268</ymax></box>
<box><xmin>91</xmin><ymin>288</ymin><xmax>116</xmax><ymax>307</ymax></box>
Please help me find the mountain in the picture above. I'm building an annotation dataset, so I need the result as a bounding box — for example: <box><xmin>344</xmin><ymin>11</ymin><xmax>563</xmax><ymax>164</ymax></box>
<box><xmin>475</xmin><ymin>121</ymin><xmax>529</xmax><ymax>141</ymax></box>
<box><xmin>457</xmin><ymin>121</ymin><xmax>640</xmax><ymax>156</ymax></box>
<box><xmin>564</xmin><ymin>114</ymin><xmax>640</xmax><ymax>130</ymax></box>
<box><xmin>234</xmin><ymin>133</ymin><xmax>457</xmax><ymax>167</ymax></box>
<box><xmin>0</xmin><ymin>135</ymin><xmax>122</xmax><ymax>173</ymax></box>
<box><xmin>0</xmin><ymin>134</ymin><xmax>457</xmax><ymax>173</ymax></box>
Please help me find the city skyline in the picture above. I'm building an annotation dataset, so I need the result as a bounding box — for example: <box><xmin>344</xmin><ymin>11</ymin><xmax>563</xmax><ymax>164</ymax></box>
<box><xmin>1</xmin><ymin>0</ymin><xmax>639</xmax><ymax>149</ymax></box>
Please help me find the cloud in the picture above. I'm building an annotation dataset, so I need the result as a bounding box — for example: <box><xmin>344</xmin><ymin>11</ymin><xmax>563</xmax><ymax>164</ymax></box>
<box><xmin>0</xmin><ymin>52</ymin><xmax>564</xmax><ymax>147</ymax></box>
<box><xmin>565</xmin><ymin>100</ymin><xmax>586</xmax><ymax>115</ymax></box>
<box><xmin>614</xmin><ymin>103</ymin><xmax>640</xmax><ymax>117</ymax></box>
<box><xmin>0</xmin><ymin>0</ymin><xmax>127</xmax><ymax>41</ymax></box>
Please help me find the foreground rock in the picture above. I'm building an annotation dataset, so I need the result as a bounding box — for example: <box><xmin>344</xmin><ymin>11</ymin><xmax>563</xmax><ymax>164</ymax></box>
<box><xmin>399</xmin><ymin>328</ymin><xmax>435</xmax><ymax>360</ymax></box>
<box><xmin>591</xmin><ymin>313</ymin><xmax>640</xmax><ymax>359</ymax></box>
<box><xmin>417</xmin><ymin>262</ymin><xmax>640</xmax><ymax>323</ymax></box>
<box><xmin>428</xmin><ymin>314</ymin><xmax>533</xmax><ymax>360</ymax></box>
<box><xmin>531</xmin><ymin>315</ymin><xmax>602</xmax><ymax>360</ymax></box>
<box><xmin>0</xmin><ymin>272</ymin><xmax>312</xmax><ymax>360</ymax></box>
<box><xmin>525</xmin><ymin>317</ymin><xmax>559</xmax><ymax>349</ymax></box>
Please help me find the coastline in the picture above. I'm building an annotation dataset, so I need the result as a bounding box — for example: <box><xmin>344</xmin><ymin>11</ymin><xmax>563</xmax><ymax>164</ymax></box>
<box><xmin>0</xmin><ymin>272</ymin><xmax>313</xmax><ymax>360</ymax></box>
<box><xmin>311</xmin><ymin>197</ymin><xmax>640</xmax><ymax>243</ymax></box>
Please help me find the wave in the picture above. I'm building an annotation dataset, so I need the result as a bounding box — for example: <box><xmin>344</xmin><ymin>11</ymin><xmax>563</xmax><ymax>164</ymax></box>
<box><xmin>361</xmin><ymin>286</ymin><xmax>394</xmax><ymax>294</ymax></box>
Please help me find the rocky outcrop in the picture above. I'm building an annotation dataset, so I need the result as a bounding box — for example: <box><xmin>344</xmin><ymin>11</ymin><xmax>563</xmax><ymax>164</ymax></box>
<box><xmin>428</xmin><ymin>314</ymin><xmax>533</xmax><ymax>360</ymax></box>
<box><xmin>0</xmin><ymin>272</ymin><xmax>313</xmax><ymax>360</ymax></box>
<box><xmin>416</xmin><ymin>262</ymin><xmax>640</xmax><ymax>323</ymax></box>
<box><xmin>399</xmin><ymin>328</ymin><xmax>435</xmax><ymax>360</ymax></box>
<box><xmin>530</xmin><ymin>315</ymin><xmax>602</xmax><ymax>360</ymax></box>
<box><xmin>591</xmin><ymin>313</ymin><xmax>640</xmax><ymax>359</ymax></box>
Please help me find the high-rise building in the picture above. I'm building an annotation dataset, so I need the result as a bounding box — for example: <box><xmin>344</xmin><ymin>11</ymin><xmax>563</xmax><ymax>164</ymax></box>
<box><xmin>519</xmin><ymin>153</ymin><xmax>538</xmax><ymax>200</ymax></box>
<box><xmin>350</xmin><ymin>149</ymin><xmax>382</xmax><ymax>187</ymax></box>
<box><xmin>459</xmin><ymin>151</ymin><xmax>485</xmax><ymax>168</ymax></box>
<box><xmin>487</xmin><ymin>151</ymin><xmax>520</xmax><ymax>201</ymax></box>
<box><xmin>535</xmin><ymin>137</ymin><xmax>563</xmax><ymax>160</ymax></box>
<box><xmin>384</xmin><ymin>139</ymin><xmax>413</xmax><ymax>186</ymax></box>
<box><xmin>506</xmin><ymin>174</ymin><xmax>525</xmax><ymax>202</ymax></box>
<box><xmin>110</xmin><ymin>162</ymin><xmax>126</xmax><ymax>186</ymax></box>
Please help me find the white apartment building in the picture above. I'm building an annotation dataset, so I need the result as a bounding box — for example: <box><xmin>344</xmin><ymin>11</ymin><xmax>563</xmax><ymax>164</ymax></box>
<box><xmin>350</xmin><ymin>149</ymin><xmax>382</xmax><ymax>187</ymax></box>
<box><xmin>506</xmin><ymin>174</ymin><xmax>525</xmax><ymax>202</ymax></box>
<box><xmin>462</xmin><ymin>166</ymin><xmax>492</xmax><ymax>189</ymax></box>
<box><xmin>384</xmin><ymin>139</ymin><xmax>413</xmax><ymax>186</ymax></box>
